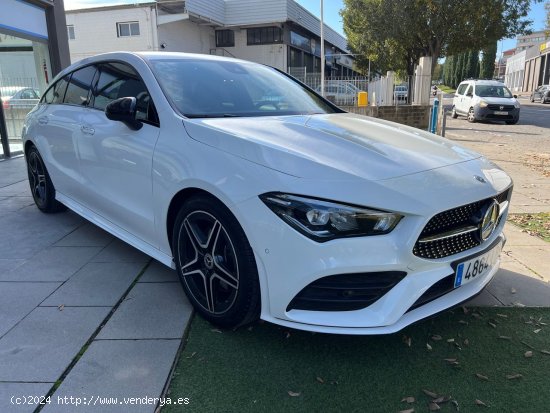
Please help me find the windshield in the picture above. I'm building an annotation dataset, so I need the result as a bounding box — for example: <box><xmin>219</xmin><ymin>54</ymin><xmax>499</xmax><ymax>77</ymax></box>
<box><xmin>475</xmin><ymin>85</ymin><xmax>513</xmax><ymax>98</ymax></box>
<box><xmin>149</xmin><ymin>58</ymin><xmax>338</xmax><ymax>118</ymax></box>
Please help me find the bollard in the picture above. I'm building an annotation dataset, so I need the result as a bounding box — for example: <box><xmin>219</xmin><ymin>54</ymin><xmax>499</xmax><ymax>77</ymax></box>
<box><xmin>430</xmin><ymin>98</ymin><xmax>439</xmax><ymax>134</ymax></box>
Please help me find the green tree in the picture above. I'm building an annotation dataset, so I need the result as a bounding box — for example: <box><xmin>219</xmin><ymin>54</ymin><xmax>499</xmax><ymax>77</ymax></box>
<box><xmin>454</xmin><ymin>53</ymin><xmax>464</xmax><ymax>87</ymax></box>
<box><xmin>341</xmin><ymin>0</ymin><xmax>538</xmax><ymax>76</ymax></box>
<box><xmin>464</xmin><ymin>50</ymin><xmax>479</xmax><ymax>79</ymax></box>
<box><xmin>480</xmin><ymin>42</ymin><xmax>498</xmax><ymax>79</ymax></box>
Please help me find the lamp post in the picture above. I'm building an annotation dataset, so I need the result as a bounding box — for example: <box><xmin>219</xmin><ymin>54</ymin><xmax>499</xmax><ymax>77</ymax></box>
<box><xmin>320</xmin><ymin>0</ymin><xmax>325</xmax><ymax>97</ymax></box>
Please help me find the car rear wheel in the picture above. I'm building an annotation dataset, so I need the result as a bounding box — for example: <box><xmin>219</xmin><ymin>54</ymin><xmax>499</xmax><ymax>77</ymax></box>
<box><xmin>172</xmin><ymin>195</ymin><xmax>260</xmax><ymax>329</ymax></box>
<box><xmin>467</xmin><ymin>107</ymin><xmax>476</xmax><ymax>123</ymax></box>
<box><xmin>451</xmin><ymin>106</ymin><xmax>458</xmax><ymax>119</ymax></box>
<box><xmin>26</xmin><ymin>146</ymin><xmax>66</xmax><ymax>213</ymax></box>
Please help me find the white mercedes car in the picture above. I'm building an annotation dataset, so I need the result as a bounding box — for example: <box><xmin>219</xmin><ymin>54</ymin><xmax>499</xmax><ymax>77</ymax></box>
<box><xmin>23</xmin><ymin>52</ymin><xmax>512</xmax><ymax>334</ymax></box>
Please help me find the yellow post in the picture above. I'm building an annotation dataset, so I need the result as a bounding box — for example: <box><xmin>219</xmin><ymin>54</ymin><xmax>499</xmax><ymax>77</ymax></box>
<box><xmin>357</xmin><ymin>91</ymin><xmax>368</xmax><ymax>107</ymax></box>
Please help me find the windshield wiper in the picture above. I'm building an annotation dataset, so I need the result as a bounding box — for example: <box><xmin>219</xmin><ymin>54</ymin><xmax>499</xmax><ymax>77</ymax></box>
<box><xmin>186</xmin><ymin>113</ymin><xmax>242</xmax><ymax>118</ymax></box>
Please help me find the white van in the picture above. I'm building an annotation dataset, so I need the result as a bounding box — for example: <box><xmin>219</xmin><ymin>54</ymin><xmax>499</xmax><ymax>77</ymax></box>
<box><xmin>452</xmin><ymin>80</ymin><xmax>520</xmax><ymax>124</ymax></box>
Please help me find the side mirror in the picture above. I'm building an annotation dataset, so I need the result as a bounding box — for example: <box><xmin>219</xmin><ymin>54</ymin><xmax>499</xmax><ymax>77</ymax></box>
<box><xmin>513</xmin><ymin>94</ymin><xmax>518</xmax><ymax>99</ymax></box>
<box><xmin>105</xmin><ymin>97</ymin><xmax>142</xmax><ymax>130</ymax></box>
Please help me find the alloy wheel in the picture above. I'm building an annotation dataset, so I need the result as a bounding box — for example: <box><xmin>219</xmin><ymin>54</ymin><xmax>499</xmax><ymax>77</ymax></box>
<box><xmin>27</xmin><ymin>151</ymin><xmax>47</xmax><ymax>207</ymax></box>
<box><xmin>467</xmin><ymin>107</ymin><xmax>476</xmax><ymax>122</ymax></box>
<box><xmin>176</xmin><ymin>210</ymin><xmax>240</xmax><ymax>315</ymax></box>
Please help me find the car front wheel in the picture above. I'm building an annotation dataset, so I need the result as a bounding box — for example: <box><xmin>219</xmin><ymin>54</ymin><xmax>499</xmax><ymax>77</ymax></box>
<box><xmin>26</xmin><ymin>145</ymin><xmax>66</xmax><ymax>213</ymax></box>
<box><xmin>172</xmin><ymin>195</ymin><xmax>260</xmax><ymax>328</ymax></box>
<box><xmin>467</xmin><ymin>107</ymin><xmax>476</xmax><ymax>123</ymax></box>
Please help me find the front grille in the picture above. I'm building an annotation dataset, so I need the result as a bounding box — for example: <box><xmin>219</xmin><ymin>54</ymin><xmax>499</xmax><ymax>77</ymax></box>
<box><xmin>487</xmin><ymin>104</ymin><xmax>515</xmax><ymax>111</ymax></box>
<box><xmin>413</xmin><ymin>188</ymin><xmax>511</xmax><ymax>259</ymax></box>
<box><xmin>287</xmin><ymin>271</ymin><xmax>407</xmax><ymax>312</ymax></box>
<box><xmin>486</xmin><ymin>114</ymin><xmax>513</xmax><ymax>120</ymax></box>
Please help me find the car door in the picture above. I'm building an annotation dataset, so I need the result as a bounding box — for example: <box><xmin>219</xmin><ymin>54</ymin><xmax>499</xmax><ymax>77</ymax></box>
<box><xmin>461</xmin><ymin>84</ymin><xmax>474</xmax><ymax>113</ymax></box>
<box><xmin>78</xmin><ymin>61</ymin><xmax>161</xmax><ymax>245</ymax></box>
<box><xmin>34</xmin><ymin>68</ymin><xmax>96</xmax><ymax>197</ymax></box>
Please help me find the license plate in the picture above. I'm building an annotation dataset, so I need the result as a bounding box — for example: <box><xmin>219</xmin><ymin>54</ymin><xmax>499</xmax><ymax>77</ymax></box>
<box><xmin>494</xmin><ymin>111</ymin><xmax>508</xmax><ymax>115</ymax></box>
<box><xmin>454</xmin><ymin>244</ymin><xmax>502</xmax><ymax>288</ymax></box>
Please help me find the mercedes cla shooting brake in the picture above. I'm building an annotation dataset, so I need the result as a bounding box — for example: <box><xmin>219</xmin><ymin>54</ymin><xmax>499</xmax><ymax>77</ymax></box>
<box><xmin>23</xmin><ymin>52</ymin><xmax>512</xmax><ymax>334</ymax></box>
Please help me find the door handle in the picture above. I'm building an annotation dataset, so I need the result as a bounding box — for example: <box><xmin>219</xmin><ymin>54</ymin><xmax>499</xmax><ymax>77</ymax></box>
<box><xmin>80</xmin><ymin>125</ymin><xmax>95</xmax><ymax>135</ymax></box>
<box><xmin>38</xmin><ymin>117</ymin><xmax>48</xmax><ymax>125</ymax></box>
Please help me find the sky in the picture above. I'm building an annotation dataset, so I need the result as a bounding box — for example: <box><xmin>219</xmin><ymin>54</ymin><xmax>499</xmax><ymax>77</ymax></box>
<box><xmin>64</xmin><ymin>0</ymin><xmax>548</xmax><ymax>58</ymax></box>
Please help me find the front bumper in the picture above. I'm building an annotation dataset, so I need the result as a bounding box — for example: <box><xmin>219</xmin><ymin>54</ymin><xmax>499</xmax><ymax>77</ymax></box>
<box><xmin>474</xmin><ymin>106</ymin><xmax>519</xmax><ymax>122</ymax></box>
<box><xmin>237</xmin><ymin>186</ymin><xmax>509</xmax><ymax>334</ymax></box>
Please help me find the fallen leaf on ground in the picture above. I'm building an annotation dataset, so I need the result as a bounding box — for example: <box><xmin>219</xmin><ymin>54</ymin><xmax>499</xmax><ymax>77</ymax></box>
<box><xmin>496</xmin><ymin>313</ymin><xmax>508</xmax><ymax>318</ymax></box>
<box><xmin>525</xmin><ymin>351</ymin><xmax>533</xmax><ymax>358</ymax></box>
<box><xmin>403</xmin><ymin>335</ymin><xmax>412</xmax><ymax>347</ymax></box>
<box><xmin>285</xmin><ymin>331</ymin><xmax>291</xmax><ymax>339</ymax></box>
<box><xmin>186</xmin><ymin>352</ymin><xmax>197</xmax><ymax>359</ymax></box>
<box><xmin>429</xmin><ymin>402</ymin><xmax>441</xmax><ymax>411</ymax></box>
<box><xmin>488</xmin><ymin>321</ymin><xmax>497</xmax><ymax>328</ymax></box>
<box><xmin>423</xmin><ymin>389</ymin><xmax>438</xmax><ymax>398</ymax></box>
<box><xmin>447</xmin><ymin>338</ymin><xmax>455</xmax><ymax>343</ymax></box>
<box><xmin>462</xmin><ymin>306</ymin><xmax>469</xmax><ymax>314</ymax></box>
<box><xmin>459</xmin><ymin>320</ymin><xmax>469</xmax><ymax>325</ymax></box>
<box><xmin>506</xmin><ymin>373</ymin><xmax>523</xmax><ymax>380</ymax></box>
<box><xmin>433</xmin><ymin>396</ymin><xmax>451</xmax><ymax>404</ymax></box>
<box><xmin>498</xmin><ymin>336</ymin><xmax>511</xmax><ymax>340</ymax></box>
<box><xmin>475</xmin><ymin>373</ymin><xmax>489</xmax><ymax>381</ymax></box>
<box><xmin>431</xmin><ymin>335</ymin><xmax>443</xmax><ymax>341</ymax></box>
<box><xmin>426</xmin><ymin>343</ymin><xmax>433</xmax><ymax>351</ymax></box>
<box><xmin>475</xmin><ymin>399</ymin><xmax>488</xmax><ymax>407</ymax></box>
<box><xmin>210</xmin><ymin>329</ymin><xmax>222</xmax><ymax>334</ymax></box>
<box><xmin>451</xmin><ymin>400</ymin><xmax>459</xmax><ymax>410</ymax></box>
<box><xmin>399</xmin><ymin>409</ymin><xmax>414</xmax><ymax>413</ymax></box>
<box><xmin>287</xmin><ymin>391</ymin><xmax>301</xmax><ymax>397</ymax></box>
<box><xmin>316</xmin><ymin>377</ymin><xmax>324</xmax><ymax>384</ymax></box>
<box><xmin>463</xmin><ymin>339</ymin><xmax>469</xmax><ymax>346</ymax></box>
<box><xmin>541</xmin><ymin>350</ymin><xmax>550</xmax><ymax>355</ymax></box>
<box><xmin>401</xmin><ymin>396</ymin><xmax>415</xmax><ymax>403</ymax></box>
<box><xmin>534</xmin><ymin>329</ymin><xmax>541</xmax><ymax>334</ymax></box>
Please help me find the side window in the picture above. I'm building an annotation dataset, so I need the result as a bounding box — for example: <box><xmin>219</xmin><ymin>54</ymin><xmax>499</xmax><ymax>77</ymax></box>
<box><xmin>64</xmin><ymin>65</ymin><xmax>97</xmax><ymax>106</ymax></box>
<box><xmin>93</xmin><ymin>62</ymin><xmax>158</xmax><ymax>126</ymax></box>
<box><xmin>42</xmin><ymin>85</ymin><xmax>55</xmax><ymax>104</ymax></box>
<box><xmin>465</xmin><ymin>85</ymin><xmax>473</xmax><ymax>96</ymax></box>
<box><xmin>456</xmin><ymin>84</ymin><xmax>467</xmax><ymax>95</ymax></box>
<box><xmin>52</xmin><ymin>75</ymin><xmax>70</xmax><ymax>104</ymax></box>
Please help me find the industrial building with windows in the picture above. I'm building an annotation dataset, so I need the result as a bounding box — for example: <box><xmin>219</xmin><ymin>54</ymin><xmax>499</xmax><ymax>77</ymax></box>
<box><xmin>65</xmin><ymin>0</ymin><xmax>361</xmax><ymax>77</ymax></box>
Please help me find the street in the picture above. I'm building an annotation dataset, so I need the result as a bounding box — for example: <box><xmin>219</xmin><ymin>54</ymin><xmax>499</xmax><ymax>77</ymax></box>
<box><xmin>431</xmin><ymin>95</ymin><xmax>550</xmax><ymax>214</ymax></box>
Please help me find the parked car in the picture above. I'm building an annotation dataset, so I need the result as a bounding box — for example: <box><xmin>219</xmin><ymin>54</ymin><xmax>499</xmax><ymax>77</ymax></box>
<box><xmin>394</xmin><ymin>85</ymin><xmax>408</xmax><ymax>102</ymax></box>
<box><xmin>1</xmin><ymin>86</ymin><xmax>40</xmax><ymax>110</ymax></box>
<box><xmin>23</xmin><ymin>52</ymin><xmax>512</xmax><ymax>334</ymax></box>
<box><xmin>315</xmin><ymin>81</ymin><xmax>362</xmax><ymax>105</ymax></box>
<box><xmin>452</xmin><ymin>80</ymin><xmax>520</xmax><ymax>124</ymax></box>
<box><xmin>530</xmin><ymin>85</ymin><xmax>550</xmax><ymax>103</ymax></box>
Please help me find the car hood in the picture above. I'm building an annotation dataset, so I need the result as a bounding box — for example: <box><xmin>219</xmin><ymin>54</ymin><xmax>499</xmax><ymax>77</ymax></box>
<box><xmin>183</xmin><ymin>113</ymin><xmax>482</xmax><ymax>181</ymax></box>
<box><xmin>478</xmin><ymin>97</ymin><xmax>519</xmax><ymax>106</ymax></box>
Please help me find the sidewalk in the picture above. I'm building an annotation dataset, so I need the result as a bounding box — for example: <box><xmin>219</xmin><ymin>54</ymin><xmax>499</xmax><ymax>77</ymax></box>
<box><xmin>0</xmin><ymin>153</ymin><xmax>548</xmax><ymax>412</ymax></box>
<box><xmin>0</xmin><ymin>157</ymin><xmax>192</xmax><ymax>413</ymax></box>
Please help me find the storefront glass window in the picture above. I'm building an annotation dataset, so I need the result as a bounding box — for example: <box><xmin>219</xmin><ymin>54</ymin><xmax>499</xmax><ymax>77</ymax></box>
<box><xmin>0</xmin><ymin>33</ymin><xmax>52</xmax><ymax>155</ymax></box>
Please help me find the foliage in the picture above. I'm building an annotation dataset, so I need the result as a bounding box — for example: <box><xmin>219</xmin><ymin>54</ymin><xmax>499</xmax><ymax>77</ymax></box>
<box><xmin>480</xmin><ymin>42</ymin><xmax>498</xmax><ymax>79</ymax></box>
<box><xmin>341</xmin><ymin>0</ymin><xmax>538</xmax><ymax>75</ymax></box>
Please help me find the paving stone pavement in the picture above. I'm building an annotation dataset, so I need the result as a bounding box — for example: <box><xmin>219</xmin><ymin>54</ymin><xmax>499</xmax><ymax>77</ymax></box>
<box><xmin>0</xmin><ymin>157</ymin><xmax>192</xmax><ymax>413</ymax></box>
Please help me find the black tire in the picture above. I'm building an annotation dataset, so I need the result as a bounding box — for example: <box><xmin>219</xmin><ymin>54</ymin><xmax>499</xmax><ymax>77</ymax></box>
<box><xmin>172</xmin><ymin>195</ymin><xmax>260</xmax><ymax>329</ymax></box>
<box><xmin>467</xmin><ymin>107</ymin><xmax>476</xmax><ymax>123</ymax></box>
<box><xmin>26</xmin><ymin>145</ymin><xmax>66</xmax><ymax>213</ymax></box>
<box><xmin>505</xmin><ymin>119</ymin><xmax>519</xmax><ymax>125</ymax></box>
<box><xmin>451</xmin><ymin>106</ymin><xmax>458</xmax><ymax>119</ymax></box>
<box><xmin>530</xmin><ymin>96</ymin><xmax>534</xmax><ymax>103</ymax></box>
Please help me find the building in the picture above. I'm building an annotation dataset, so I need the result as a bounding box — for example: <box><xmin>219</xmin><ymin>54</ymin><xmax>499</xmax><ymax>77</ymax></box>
<box><xmin>65</xmin><ymin>0</ymin><xmax>360</xmax><ymax>77</ymax></box>
<box><xmin>504</xmin><ymin>50</ymin><xmax>526</xmax><ymax>91</ymax></box>
<box><xmin>0</xmin><ymin>0</ymin><xmax>70</xmax><ymax>158</ymax></box>
<box><xmin>515</xmin><ymin>30</ymin><xmax>548</xmax><ymax>53</ymax></box>
<box><xmin>523</xmin><ymin>39</ymin><xmax>550</xmax><ymax>93</ymax></box>
<box><xmin>495</xmin><ymin>48</ymin><xmax>515</xmax><ymax>79</ymax></box>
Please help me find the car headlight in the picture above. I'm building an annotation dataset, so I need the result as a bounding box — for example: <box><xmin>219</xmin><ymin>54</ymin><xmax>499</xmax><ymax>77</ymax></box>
<box><xmin>479</xmin><ymin>100</ymin><xmax>488</xmax><ymax>108</ymax></box>
<box><xmin>260</xmin><ymin>193</ymin><xmax>402</xmax><ymax>242</ymax></box>
<box><xmin>514</xmin><ymin>101</ymin><xmax>520</xmax><ymax>108</ymax></box>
